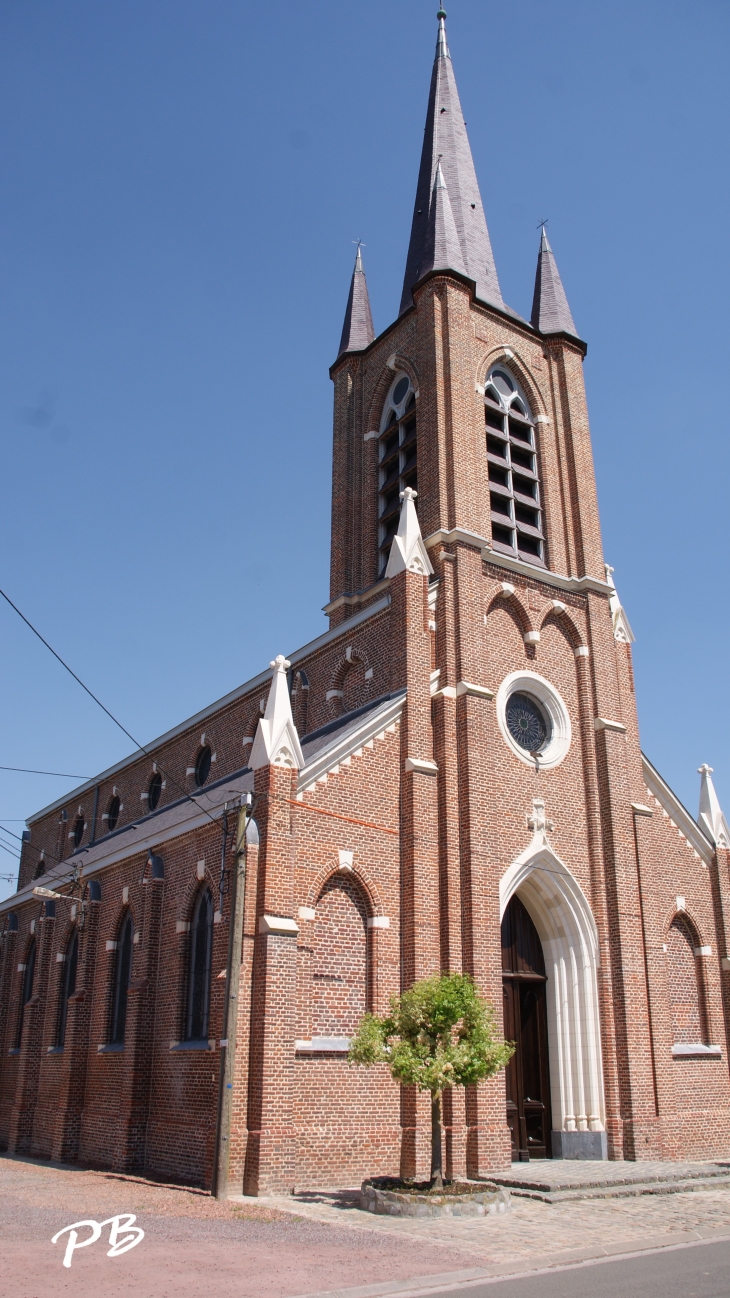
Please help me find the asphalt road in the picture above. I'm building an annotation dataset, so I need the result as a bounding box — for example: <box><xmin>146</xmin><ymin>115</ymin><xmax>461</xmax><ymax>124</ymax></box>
<box><xmin>425</xmin><ymin>1239</ymin><xmax>730</xmax><ymax>1298</ymax></box>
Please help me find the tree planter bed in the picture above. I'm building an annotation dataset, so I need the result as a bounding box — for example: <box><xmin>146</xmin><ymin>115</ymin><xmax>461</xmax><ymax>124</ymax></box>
<box><xmin>360</xmin><ymin>1177</ymin><xmax>511</xmax><ymax>1218</ymax></box>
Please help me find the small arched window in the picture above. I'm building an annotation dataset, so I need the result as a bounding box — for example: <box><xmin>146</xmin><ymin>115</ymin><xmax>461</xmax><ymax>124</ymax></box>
<box><xmin>485</xmin><ymin>366</ymin><xmax>545</xmax><ymax>566</ymax></box>
<box><xmin>56</xmin><ymin>929</ymin><xmax>79</xmax><ymax>1049</ymax></box>
<box><xmin>186</xmin><ymin>887</ymin><xmax>213</xmax><ymax>1041</ymax></box>
<box><xmin>666</xmin><ymin>913</ymin><xmax>709</xmax><ymax>1047</ymax></box>
<box><xmin>73</xmin><ymin>815</ymin><xmax>85</xmax><ymax>849</ymax></box>
<box><xmin>378</xmin><ymin>373</ymin><xmax>417</xmax><ymax>576</ymax></box>
<box><xmin>110</xmin><ymin>912</ymin><xmax>133</xmax><ymax>1045</ymax></box>
<box><xmin>148</xmin><ymin>773</ymin><xmax>162</xmax><ymax>811</ymax></box>
<box><xmin>34</xmin><ymin>857</ymin><xmax>46</xmax><ymax>880</ymax></box>
<box><xmin>194</xmin><ymin>746</ymin><xmax>212</xmax><ymax>788</ymax></box>
<box><xmin>107</xmin><ymin>796</ymin><xmax>120</xmax><ymax>832</ymax></box>
<box><xmin>15</xmin><ymin>938</ymin><xmax>36</xmax><ymax>1048</ymax></box>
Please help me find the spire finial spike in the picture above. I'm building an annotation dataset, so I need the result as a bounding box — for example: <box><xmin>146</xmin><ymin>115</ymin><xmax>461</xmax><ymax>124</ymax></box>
<box><xmin>399</xmin><ymin>11</ymin><xmax>502</xmax><ymax>314</ymax></box>
<box><xmin>698</xmin><ymin>763</ymin><xmax>730</xmax><ymax>848</ymax></box>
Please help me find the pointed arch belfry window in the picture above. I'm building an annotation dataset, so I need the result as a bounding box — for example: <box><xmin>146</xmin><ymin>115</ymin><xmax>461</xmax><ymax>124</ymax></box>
<box><xmin>110</xmin><ymin>912</ymin><xmax>133</xmax><ymax>1045</ymax></box>
<box><xmin>378</xmin><ymin>373</ymin><xmax>417</xmax><ymax>576</ymax></box>
<box><xmin>485</xmin><ymin>367</ymin><xmax>545</xmax><ymax>566</ymax></box>
<box><xmin>186</xmin><ymin>887</ymin><xmax>213</xmax><ymax>1042</ymax></box>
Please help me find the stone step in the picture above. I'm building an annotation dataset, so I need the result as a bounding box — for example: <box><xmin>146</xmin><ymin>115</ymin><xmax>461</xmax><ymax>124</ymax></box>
<box><xmin>490</xmin><ymin>1173</ymin><xmax>730</xmax><ymax>1204</ymax></box>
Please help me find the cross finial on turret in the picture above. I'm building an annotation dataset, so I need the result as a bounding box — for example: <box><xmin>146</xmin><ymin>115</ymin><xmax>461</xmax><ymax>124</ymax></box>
<box><xmin>400</xmin><ymin>486</ymin><xmax>417</xmax><ymax>503</ymax></box>
<box><xmin>270</xmin><ymin>655</ymin><xmax>291</xmax><ymax>673</ymax></box>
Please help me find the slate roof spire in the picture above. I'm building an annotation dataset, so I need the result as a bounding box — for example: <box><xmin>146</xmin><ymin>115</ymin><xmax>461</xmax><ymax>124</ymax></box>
<box><xmin>419</xmin><ymin>161</ymin><xmax>468</xmax><ymax>281</ymax></box>
<box><xmin>399</xmin><ymin>9</ymin><xmax>503</xmax><ymax>315</ymax></box>
<box><xmin>338</xmin><ymin>244</ymin><xmax>375</xmax><ymax>357</ymax></box>
<box><xmin>530</xmin><ymin>227</ymin><xmax>579</xmax><ymax>338</ymax></box>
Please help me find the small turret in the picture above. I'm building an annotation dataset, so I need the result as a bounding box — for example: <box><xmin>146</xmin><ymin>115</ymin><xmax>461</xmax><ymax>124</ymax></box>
<box><xmin>337</xmin><ymin>245</ymin><xmax>375</xmax><ymax>357</ymax></box>
<box><xmin>531</xmin><ymin>227</ymin><xmax>579</xmax><ymax>338</ymax></box>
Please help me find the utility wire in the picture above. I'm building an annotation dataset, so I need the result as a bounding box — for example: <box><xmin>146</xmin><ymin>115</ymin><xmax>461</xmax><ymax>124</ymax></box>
<box><xmin>0</xmin><ymin>765</ymin><xmax>90</xmax><ymax>779</ymax></box>
<box><xmin>0</xmin><ymin>822</ymin><xmax>62</xmax><ymax>870</ymax></box>
<box><xmin>0</xmin><ymin>839</ymin><xmax>20</xmax><ymax>862</ymax></box>
<box><xmin>0</xmin><ymin>585</ymin><xmax>220</xmax><ymax>828</ymax></box>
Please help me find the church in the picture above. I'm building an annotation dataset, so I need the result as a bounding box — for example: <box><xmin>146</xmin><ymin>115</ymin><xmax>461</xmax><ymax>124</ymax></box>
<box><xmin>2</xmin><ymin>10</ymin><xmax>730</xmax><ymax>1194</ymax></box>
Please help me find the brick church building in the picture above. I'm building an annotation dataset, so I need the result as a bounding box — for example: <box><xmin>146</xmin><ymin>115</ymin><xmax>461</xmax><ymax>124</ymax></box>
<box><xmin>2</xmin><ymin>10</ymin><xmax>730</xmax><ymax>1193</ymax></box>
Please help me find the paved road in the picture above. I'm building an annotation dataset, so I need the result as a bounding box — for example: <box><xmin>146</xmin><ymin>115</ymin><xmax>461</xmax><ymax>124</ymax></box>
<box><xmin>423</xmin><ymin>1238</ymin><xmax>730</xmax><ymax>1298</ymax></box>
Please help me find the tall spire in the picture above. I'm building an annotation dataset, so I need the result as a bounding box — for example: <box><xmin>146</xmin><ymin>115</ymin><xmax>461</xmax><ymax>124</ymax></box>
<box><xmin>338</xmin><ymin>244</ymin><xmax>375</xmax><ymax>356</ymax></box>
<box><xmin>531</xmin><ymin>227</ymin><xmax>578</xmax><ymax>338</ymax></box>
<box><xmin>399</xmin><ymin>9</ymin><xmax>503</xmax><ymax>315</ymax></box>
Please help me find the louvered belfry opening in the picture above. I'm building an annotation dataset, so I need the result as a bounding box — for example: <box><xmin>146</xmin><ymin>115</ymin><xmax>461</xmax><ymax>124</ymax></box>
<box><xmin>378</xmin><ymin>374</ymin><xmax>417</xmax><ymax>576</ymax></box>
<box><xmin>485</xmin><ymin>368</ymin><xmax>545</xmax><ymax>566</ymax></box>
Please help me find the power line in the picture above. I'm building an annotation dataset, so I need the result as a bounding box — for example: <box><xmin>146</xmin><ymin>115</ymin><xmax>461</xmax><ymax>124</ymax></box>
<box><xmin>0</xmin><ymin>765</ymin><xmax>90</xmax><ymax>779</ymax></box>
<box><xmin>0</xmin><ymin>585</ymin><xmax>220</xmax><ymax>829</ymax></box>
<box><xmin>0</xmin><ymin>839</ymin><xmax>20</xmax><ymax>862</ymax></box>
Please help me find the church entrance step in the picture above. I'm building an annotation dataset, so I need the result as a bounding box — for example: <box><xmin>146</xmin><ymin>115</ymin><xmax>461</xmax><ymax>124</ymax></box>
<box><xmin>489</xmin><ymin>1159</ymin><xmax>730</xmax><ymax>1203</ymax></box>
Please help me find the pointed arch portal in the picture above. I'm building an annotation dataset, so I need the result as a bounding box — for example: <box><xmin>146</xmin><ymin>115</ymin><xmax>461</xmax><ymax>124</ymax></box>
<box><xmin>500</xmin><ymin>833</ymin><xmax>607</xmax><ymax>1160</ymax></box>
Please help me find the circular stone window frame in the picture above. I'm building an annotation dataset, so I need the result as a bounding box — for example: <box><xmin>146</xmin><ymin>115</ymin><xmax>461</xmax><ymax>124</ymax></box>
<box><xmin>496</xmin><ymin>670</ymin><xmax>571</xmax><ymax>770</ymax></box>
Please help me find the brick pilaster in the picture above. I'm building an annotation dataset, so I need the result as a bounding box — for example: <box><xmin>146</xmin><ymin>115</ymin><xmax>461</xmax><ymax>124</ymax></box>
<box><xmin>244</xmin><ymin>765</ymin><xmax>298</xmax><ymax>1195</ymax></box>
<box><xmin>113</xmin><ymin>870</ymin><xmax>164</xmax><ymax>1172</ymax></box>
<box><xmin>48</xmin><ymin>896</ymin><xmax>101</xmax><ymax>1162</ymax></box>
<box><xmin>8</xmin><ymin>909</ymin><xmax>55</xmax><ymax>1153</ymax></box>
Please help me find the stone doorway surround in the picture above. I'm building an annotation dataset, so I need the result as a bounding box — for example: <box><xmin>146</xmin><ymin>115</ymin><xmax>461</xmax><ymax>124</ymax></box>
<box><xmin>500</xmin><ymin>801</ymin><xmax>607</xmax><ymax>1158</ymax></box>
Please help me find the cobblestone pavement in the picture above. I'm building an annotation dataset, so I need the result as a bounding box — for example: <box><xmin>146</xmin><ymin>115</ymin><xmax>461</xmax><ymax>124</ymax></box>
<box><xmin>250</xmin><ymin>1176</ymin><xmax>730</xmax><ymax>1277</ymax></box>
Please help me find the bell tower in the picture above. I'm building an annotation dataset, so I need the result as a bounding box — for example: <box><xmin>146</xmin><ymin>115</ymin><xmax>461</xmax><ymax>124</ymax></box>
<box><xmin>327</xmin><ymin>7</ymin><xmax>605</xmax><ymax>626</ymax></box>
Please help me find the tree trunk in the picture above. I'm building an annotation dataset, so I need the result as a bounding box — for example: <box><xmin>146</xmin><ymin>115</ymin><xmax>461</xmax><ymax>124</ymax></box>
<box><xmin>430</xmin><ymin>1092</ymin><xmax>443</xmax><ymax>1189</ymax></box>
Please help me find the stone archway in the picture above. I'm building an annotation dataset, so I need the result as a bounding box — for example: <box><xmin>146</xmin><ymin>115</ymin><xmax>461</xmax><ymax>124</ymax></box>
<box><xmin>500</xmin><ymin>806</ymin><xmax>607</xmax><ymax>1158</ymax></box>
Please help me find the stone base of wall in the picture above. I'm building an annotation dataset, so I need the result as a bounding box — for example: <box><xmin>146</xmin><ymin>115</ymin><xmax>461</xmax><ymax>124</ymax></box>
<box><xmin>552</xmin><ymin>1130</ymin><xmax>608</xmax><ymax>1160</ymax></box>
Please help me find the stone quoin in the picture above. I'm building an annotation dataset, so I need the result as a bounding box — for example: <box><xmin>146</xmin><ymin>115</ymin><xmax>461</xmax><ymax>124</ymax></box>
<box><xmin>2</xmin><ymin>10</ymin><xmax>729</xmax><ymax>1194</ymax></box>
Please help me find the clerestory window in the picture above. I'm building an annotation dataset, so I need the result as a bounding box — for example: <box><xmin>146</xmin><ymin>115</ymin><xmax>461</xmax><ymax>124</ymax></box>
<box><xmin>378</xmin><ymin>373</ymin><xmax>417</xmax><ymax>576</ymax></box>
<box><xmin>186</xmin><ymin>887</ymin><xmax>213</xmax><ymax>1041</ymax></box>
<box><xmin>485</xmin><ymin>367</ymin><xmax>545</xmax><ymax>566</ymax></box>
<box><xmin>56</xmin><ymin>929</ymin><xmax>79</xmax><ymax>1049</ymax></box>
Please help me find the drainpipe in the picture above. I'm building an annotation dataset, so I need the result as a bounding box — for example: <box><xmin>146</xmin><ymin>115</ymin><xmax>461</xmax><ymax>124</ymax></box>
<box><xmin>212</xmin><ymin>794</ymin><xmax>253</xmax><ymax>1198</ymax></box>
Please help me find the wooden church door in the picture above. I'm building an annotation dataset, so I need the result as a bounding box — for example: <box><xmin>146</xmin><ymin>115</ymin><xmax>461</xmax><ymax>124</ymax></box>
<box><xmin>501</xmin><ymin>895</ymin><xmax>552</xmax><ymax>1161</ymax></box>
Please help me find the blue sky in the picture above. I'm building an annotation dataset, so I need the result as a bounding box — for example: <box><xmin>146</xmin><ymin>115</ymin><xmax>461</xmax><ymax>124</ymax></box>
<box><xmin>0</xmin><ymin>0</ymin><xmax>728</xmax><ymax>900</ymax></box>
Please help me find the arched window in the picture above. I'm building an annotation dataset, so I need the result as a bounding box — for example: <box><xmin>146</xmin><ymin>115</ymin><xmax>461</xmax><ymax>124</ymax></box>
<box><xmin>56</xmin><ymin>929</ymin><xmax>79</xmax><ymax>1049</ymax></box>
<box><xmin>34</xmin><ymin>857</ymin><xmax>46</xmax><ymax>880</ymax></box>
<box><xmin>110</xmin><ymin>912</ymin><xmax>133</xmax><ymax>1045</ymax></box>
<box><xmin>186</xmin><ymin>888</ymin><xmax>213</xmax><ymax>1041</ymax></box>
<box><xmin>485</xmin><ymin>366</ymin><xmax>545</xmax><ymax>566</ymax></box>
<box><xmin>73</xmin><ymin>815</ymin><xmax>85</xmax><ymax>849</ymax></box>
<box><xmin>378</xmin><ymin>373</ymin><xmax>417</xmax><ymax>576</ymax></box>
<box><xmin>312</xmin><ymin>875</ymin><xmax>369</xmax><ymax>1037</ymax></box>
<box><xmin>15</xmin><ymin>938</ymin><xmax>36</xmax><ymax>1048</ymax></box>
<box><xmin>148</xmin><ymin>772</ymin><xmax>162</xmax><ymax>811</ymax></box>
<box><xmin>107</xmin><ymin>796</ymin><xmax>120</xmax><ymax>832</ymax></box>
<box><xmin>666</xmin><ymin>913</ymin><xmax>709</xmax><ymax>1046</ymax></box>
<box><xmin>194</xmin><ymin>746</ymin><xmax>212</xmax><ymax>788</ymax></box>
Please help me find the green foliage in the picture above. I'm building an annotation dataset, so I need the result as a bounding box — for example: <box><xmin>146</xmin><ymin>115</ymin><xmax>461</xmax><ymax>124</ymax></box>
<box><xmin>348</xmin><ymin>973</ymin><xmax>514</xmax><ymax>1098</ymax></box>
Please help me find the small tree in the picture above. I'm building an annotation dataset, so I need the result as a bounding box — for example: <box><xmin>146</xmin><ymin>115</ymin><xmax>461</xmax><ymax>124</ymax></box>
<box><xmin>348</xmin><ymin>972</ymin><xmax>513</xmax><ymax>1190</ymax></box>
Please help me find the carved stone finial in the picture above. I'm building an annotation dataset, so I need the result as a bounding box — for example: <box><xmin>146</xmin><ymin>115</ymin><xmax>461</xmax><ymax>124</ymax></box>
<box><xmin>250</xmin><ymin>654</ymin><xmax>303</xmax><ymax>771</ymax></box>
<box><xmin>270</xmin><ymin>655</ymin><xmax>291</xmax><ymax>673</ymax></box>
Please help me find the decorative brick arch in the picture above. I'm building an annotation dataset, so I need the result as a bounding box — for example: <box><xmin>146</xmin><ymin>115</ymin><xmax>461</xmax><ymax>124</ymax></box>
<box><xmin>309</xmin><ymin>870</ymin><xmax>372</xmax><ymax>1031</ymax></box>
<box><xmin>326</xmin><ymin>646</ymin><xmax>372</xmax><ymax>718</ymax></box>
<box><xmin>476</xmin><ymin>346</ymin><xmax>549</xmax><ymax>423</ymax></box>
<box><xmin>539</xmin><ymin>605</ymin><xmax>583</xmax><ymax>653</ymax></box>
<box><xmin>291</xmin><ymin>670</ymin><xmax>309</xmax><ymax>735</ymax></box>
<box><xmin>484</xmin><ymin>590</ymin><xmax>536</xmax><ymax>641</ymax></box>
<box><xmin>304</xmin><ymin>858</ymin><xmax>384</xmax><ymax>919</ymax></box>
<box><xmin>366</xmin><ymin>355</ymin><xmax>421</xmax><ymax>435</ymax></box>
